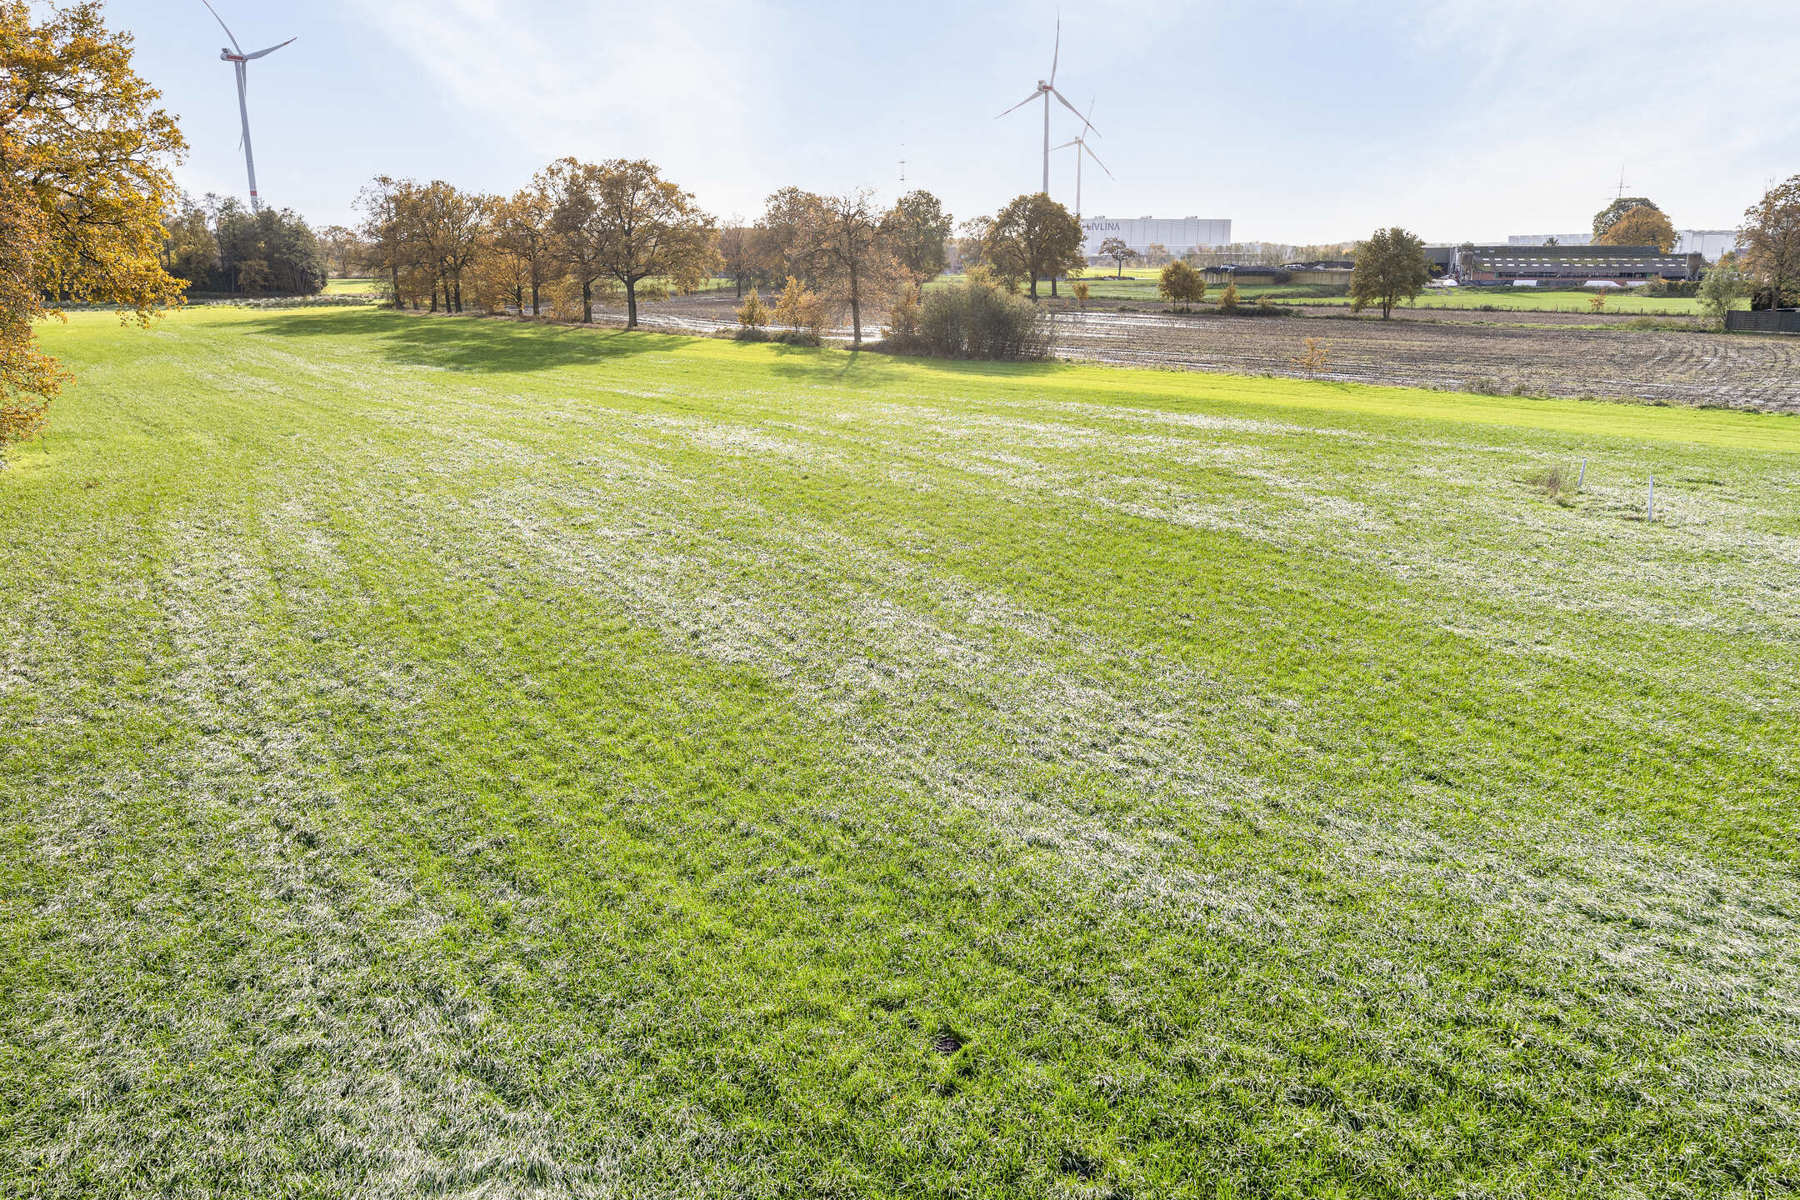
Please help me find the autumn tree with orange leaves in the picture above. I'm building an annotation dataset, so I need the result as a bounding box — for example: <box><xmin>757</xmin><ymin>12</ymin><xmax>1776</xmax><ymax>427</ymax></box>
<box><xmin>1</xmin><ymin>1</ymin><xmax>186</xmax><ymax>465</ymax></box>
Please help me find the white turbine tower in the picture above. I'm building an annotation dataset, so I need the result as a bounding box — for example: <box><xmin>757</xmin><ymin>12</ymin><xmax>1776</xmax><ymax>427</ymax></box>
<box><xmin>1052</xmin><ymin>99</ymin><xmax>1112</xmax><ymax>219</ymax></box>
<box><xmin>201</xmin><ymin>0</ymin><xmax>295</xmax><ymax>212</ymax></box>
<box><xmin>996</xmin><ymin>17</ymin><xmax>1096</xmax><ymax>196</ymax></box>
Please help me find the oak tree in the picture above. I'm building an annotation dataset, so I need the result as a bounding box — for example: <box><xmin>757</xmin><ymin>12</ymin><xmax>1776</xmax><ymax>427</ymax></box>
<box><xmin>1592</xmin><ymin>196</ymin><xmax>1662</xmax><ymax>240</ymax></box>
<box><xmin>752</xmin><ymin>187</ymin><xmax>822</xmax><ymax>289</ymax></box>
<box><xmin>1157</xmin><ymin>260</ymin><xmax>1205</xmax><ymax>308</ymax></box>
<box><xmin>544</xmin><ymin>158</ymin><xmax>714</xmax><ymax>328</ymax></box>
<box><xmin>1</xmin><ymin>1</ymin><xmax>186</xmax><ymax>461</ymax></box>
<box><xmin>1596</xmin><ymin>204</ymin><xmax>1676</xmax><ymax>253</ymax></box>
<box><xmin>317</xmin><ymin>224</ymin><xmax>364</xmax><ymax>277</ymax></box>
<box><xmin>1697</xmin><ymin>256</ymin><xmax>1745</xmax><ymax>328</ymax></box>
<box><xmin>539</xmin><ymin>159</ymin><xmax>610</xmax><ymax>322</ymax></box>
<box><xmin>490</xmin><ymin>188</ymin><xmax>552</xmax><ymax>316</ymax></box>
<box><xmin>357</xmin><ymin>175</ymin><xmax>417</xmax><ymax>309</ymax></box>
<box><xmin>954</xmin><ymin>216</ymin><xmax>992</xmax><ymax>273</ymax></box>
<box><xmin>1100</xmin><ymin>236</ymin><xmax>1134</xmax><ymax>277</ymax></box>
<box><xmin>1350</xmin><ymin>226</ymin><xmax>1429</xmax><ymax>319</ymax></box>
<box><xmin>984</xmin><ymin>193</ymin><xmax>1084</xmax><ymax>300</ymax></box>
<box><xmin>717</xmin><ymin>222</ymin><xmax>757</xmax><ymax>297</ymax></box>
<box><xmin>801</xmin><ymin>189</ymin><xmax>894</xmax><ymax>347</ymax></box>
<box><xmin>883</xmin><ymin>189</ymin><xmax>952</xmax><ymax>284</ymax></box>
<box><xmin>1740</xmin><ymin>175</ymin><xmax>1800</xmax><ymax>309</ymax></box>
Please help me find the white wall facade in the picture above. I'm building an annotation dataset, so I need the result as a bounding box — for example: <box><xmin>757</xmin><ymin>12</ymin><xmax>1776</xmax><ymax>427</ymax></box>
<box><xmin>1509</xmin><ymin>230</ymin><xmax>1739</xmax><ymax>261</ymax></box>
<box><xmin>1674</xmin><ymin>230</ymin><xmax>1739</xmax><ymax>260</ymax></box>
<box><xmin>1507</xmin><ymin>233</ymin><xmax>1593</xmax><ymax>246</ymax></box>
<box><xmin>1081</xmin><ymin>217</ymin><xmax>1231</xmax><ymax>258</ymax></box>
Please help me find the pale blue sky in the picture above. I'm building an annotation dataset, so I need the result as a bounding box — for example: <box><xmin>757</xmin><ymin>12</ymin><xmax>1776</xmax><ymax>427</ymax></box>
<box><xmin>96</xmin><ymin>0</ymin><xmax>1799</xmax><ymax>243</ymax></box>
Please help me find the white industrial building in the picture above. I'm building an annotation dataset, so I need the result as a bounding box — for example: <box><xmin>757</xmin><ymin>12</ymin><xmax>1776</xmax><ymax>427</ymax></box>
<box><xmin>1507</xmin><ymin>229</ymin><xmax>1739</xmax><ymax>260</ymax></box>
<box><xmin>1507</xmin><ymin>233</ymin><xmax>1594</xmax><ymax>247</ymax></box>
<box><xmin>1081</xmin><ymin>216</ymin><xmax>1231</xmax><ymax>259</ymax></box>
<box><xmin>1672</xmin><ymin>229</ymin><xmax>1740</xmax><ymax>260</ymax></box>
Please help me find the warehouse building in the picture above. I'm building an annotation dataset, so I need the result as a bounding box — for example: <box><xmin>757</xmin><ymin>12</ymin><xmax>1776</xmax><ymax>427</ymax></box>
<box><xmin>1434</xmin><ymin>243</ymin><xmax>1698</xmax><ymax>283</ymax></box>
<box><xmin>1507</xmin><ymin>230</ymin><xmax>1738</xmax><ymax>260</ymax></box>
<box><xmin>1081</xmin><ymin>216</ymin><xmax>1231</xmax><ymax>259</ymax></box>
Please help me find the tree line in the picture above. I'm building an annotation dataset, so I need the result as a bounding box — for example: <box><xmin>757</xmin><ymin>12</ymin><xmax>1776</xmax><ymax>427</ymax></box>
<box><xmin>346</xmin><ymin>160</ymin><xmax>1110</xmax><ymax>346</ymax></box>
<box><xmin>161</xmin><ymin>195</ymin><xmax>327</xmax><ymax>296</ymax></box>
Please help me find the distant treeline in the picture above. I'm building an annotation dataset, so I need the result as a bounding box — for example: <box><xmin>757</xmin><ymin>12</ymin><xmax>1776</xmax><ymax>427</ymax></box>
<box><xmin>161</xmin><ymin>195</ymin><xmax>326</xmax><ymax>297</ymax></box>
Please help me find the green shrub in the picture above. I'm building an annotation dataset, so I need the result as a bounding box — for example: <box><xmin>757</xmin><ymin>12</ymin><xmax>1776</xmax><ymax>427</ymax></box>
<box><xmin>736</xmin><ymin>287</ymin><xmax>770</xmax><ymax>327</ymax></box>
<box><xmin>772</xmin><ymin>276</ymin><xmax>828</xmax><ymax>338</ymax></box>
<box><xmin>884</xmin><ymin>285</ymin><xmax>921</xmax><ymax>340</ymax></box>
<box><xmin>902</xmin><ymin>276</ymin><xmax>1051</xmax><ymax>360</ymax></box>
<box><xmin>1158</xmin><ymin>261</ymin><xmax>1206</xmax><ymax>309</ymax></box>
<box><xmin>1644</xmin><ymin>276</ymin><xmax>1699</xmax><ymax>298</ymax></box>
<box><xmin>1526</xmin><ymin>465</ymin><xmax>1579</xmax><ymax>506</ymax></box>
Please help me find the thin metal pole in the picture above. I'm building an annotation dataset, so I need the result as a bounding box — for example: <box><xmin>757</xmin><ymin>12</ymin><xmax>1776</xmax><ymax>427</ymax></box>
<box><xmin>1041</xmin><ymin>92</ymin><xmax>1050</xmax><ymax>194</ymax></box>
<box><xmin>1647</xmin><ymin>475</ymin><xmax>1655</xmax><ymax>522</ymax></box>
<box><xmin>1577</xmin><ymin>457</ymin><xmax>1585</xmax><ymax>491</ymax></box>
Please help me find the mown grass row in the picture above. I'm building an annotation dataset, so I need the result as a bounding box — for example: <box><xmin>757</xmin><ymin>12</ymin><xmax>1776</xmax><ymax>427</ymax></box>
<box><xmin>2</xmin><ymin>307</ymin><xmax>1795</xmax><ymax>1197</ymax></box>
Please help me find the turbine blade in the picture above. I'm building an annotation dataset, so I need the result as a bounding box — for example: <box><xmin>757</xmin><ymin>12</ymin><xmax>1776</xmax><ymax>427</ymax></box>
<box><xmin>1050</xmin><ymin>139</ymin><xmax>1078</xmax><ymax>150</ymax></box>
<box><xmin>1083</xmin><ymin>143</ymin><xmax>1115</xmax><ymax>179</ymax></box>
<box><xmin>1050</xmin><ymin>15</ymin><xmax>1060</xmax><ymax>84</ymax></box>
<box><xmin>201</xmin><ymin>0</ymin><xmax>243</xmax><ymax>54</ymax></box>
<box><xmin>1050</xmin><ymin>86</ymin><xmax>1095</xmax><ymax>133</ymax></box>
<box><xmin>243</xmin><ymin>37</ymin><xmax>295</xmax><ymax>60</ymax></box>
<box><xmin>995</xmin><ymin>91</ymin><xmax>1040</xmax><ymax>119</ymax></box>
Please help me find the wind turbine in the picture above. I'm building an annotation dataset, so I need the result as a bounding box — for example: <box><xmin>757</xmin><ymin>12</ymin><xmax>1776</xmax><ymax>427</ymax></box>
<box><xmin>996</xmin><ymin>17</ymin><xmax>1097</xmax><ymax>196</ymax></box>
<box><xmin>201</xmin><ymin>0</ymin><xmax>295</xmax><ymax>212</ymax></box>
<box><xmin>1052</xmin><ymin>99</ymin><xmax>1112</xmax><ymax>219</ymax></box>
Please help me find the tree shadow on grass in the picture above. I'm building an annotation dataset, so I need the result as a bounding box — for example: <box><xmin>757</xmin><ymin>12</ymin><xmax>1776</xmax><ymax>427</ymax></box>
<box><xmin>757</xmin><ymin>344</ymin><xmax>1067</xmax><ymax>392</ymax></box>
<box><xmin>240</xmin><ymin>309</ymin><xmax>1074</xmax><ymax>396</ymax></box>
<box><xmin>237</xmin><ymin>309</ymin><xmax>692</xmax><ymax>374</ymax></box>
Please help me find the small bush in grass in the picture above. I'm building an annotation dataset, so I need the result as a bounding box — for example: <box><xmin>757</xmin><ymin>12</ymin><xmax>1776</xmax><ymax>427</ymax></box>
<box><xmin>904</xmin><ymin>274</ymin><xmax>1051</xmax><ymax>360</ymax></box>
<box><xmin>1290</xmin><ymin>337</ymin><xmax>1331</xmax><ymax>376</ymax></box>
<box><xmin>1526</xmin><ymin>465</ymin><xmax>1579</xmax><ymax>505</ymax></box>
<box><xmin>1216</xmin><ymin>282</ymin><xmax>1241</xmax><ymax>314</ymax></box>
<box><xmin>1462</xmin><ymin>375</ymin><xmax>1525</xmax><ymax>396</ymax></box>
<box><xmin>1589</xmin><ymin>292</ymin><xmax>1607</xmax><ymax>313</ymax></box>
<box><xmin>1072</xmin><ymin>280</ymin><xmax>1089</xmax><ymax>309</ymax></box>
<box><xmin>735</xmin><ymin>287</ymin><xmax>770</xmax><ymax>328</ymax></box>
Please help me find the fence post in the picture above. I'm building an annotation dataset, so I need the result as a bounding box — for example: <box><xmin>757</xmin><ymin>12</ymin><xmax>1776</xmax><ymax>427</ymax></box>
<box><xmin>1577</xmin><ymin>458</ymin><xmax>1585</xmax><ymax>491</ymax></box>
<box><xmin>1647</xmin><ymin>475</ymin><xmax>1655</xmax><ymax>523</ymax></box>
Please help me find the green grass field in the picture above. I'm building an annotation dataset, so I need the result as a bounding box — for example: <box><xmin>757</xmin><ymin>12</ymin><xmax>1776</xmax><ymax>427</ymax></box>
<box><xmin>4</xmin><ymin>307</ymin><xmax>1797</xmax><ymax>1198</ymax></box>
<box><xmin>1040</xmin><ymin>268</ymin><xmax>1734</xmax><ymax>315</ymax></box>
<box><xmin>323</xmin><ymin>276</ymin><xmax>378</xmax><ymax>296</ymax></box>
